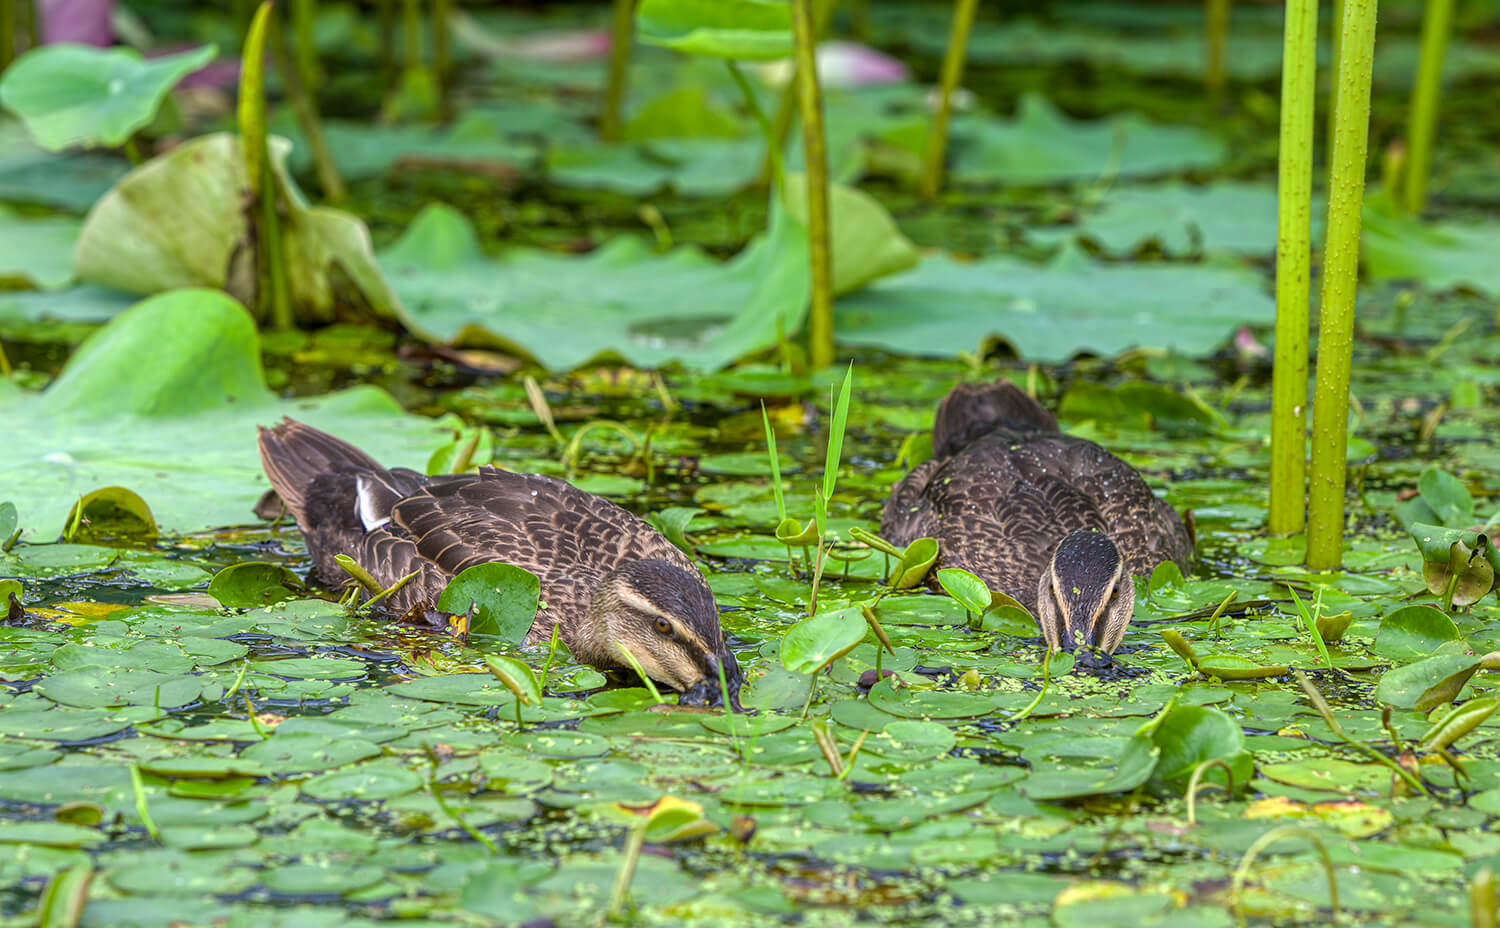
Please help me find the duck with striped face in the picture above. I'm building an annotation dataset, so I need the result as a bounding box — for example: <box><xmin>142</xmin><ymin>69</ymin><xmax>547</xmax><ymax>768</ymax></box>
<box><xmin>1034</xmin><ymin>529</ymin><xmax>1136</xmax><ymax>668</ymax></box>
<box><xmin>586</xmin><ymin>559</ymin><xmax>743</xmax><ymax>709</ymax></box>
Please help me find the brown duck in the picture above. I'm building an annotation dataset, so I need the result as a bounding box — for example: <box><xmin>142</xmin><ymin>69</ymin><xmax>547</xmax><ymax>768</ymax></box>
<box><xmin>257</xmin><ymin>419</ymin><xmax>741</xmax><ymax>707</ymax></box>
<box><xmin>881</xmin><ymin>380</ymin><xmax>1193</xmax><ymax>659</ymax></box>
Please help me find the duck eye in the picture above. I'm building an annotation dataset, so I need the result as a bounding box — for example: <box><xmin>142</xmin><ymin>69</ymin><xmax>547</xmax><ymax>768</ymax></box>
<box><xmin>654</xmin><ymin>618</ymin><xmax>672</xmax><ymax>635</ymax></box>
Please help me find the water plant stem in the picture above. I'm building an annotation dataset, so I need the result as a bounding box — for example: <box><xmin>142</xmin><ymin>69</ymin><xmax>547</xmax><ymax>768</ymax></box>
<box><xmin>432</xmin><ymin>0</ymin><xmax>450</xmax><ymax>112</ymax></box>
<box><xmin>1204</xmin><ymin>0</ymin><xmax>1229</xmax><ymax>98</ymax></box>
<box><xmin>1473</xmin><ymin>867</ymin><xmax>1497</xmax><ymax>928</ymax></box>
<box><xmin>1306</xmin><ymin>0</ymin><xmax>1378</xmax><ymax>571</ymax></box>
<box><xmin>334</xmin><ymin>554</ymin><xmax>383</xmax><ymax>594</ymax></box>
<box><xmin>291</xmin><ymin>0</ymin><xmax>317</xmax><ymax>92</ymax></box>
<box><xmin>36</xmin><ymin>864</ymin><xmax>93</xmax><ymax>928</ymax></box>
<box><xmin>128</xmin><ymin>764</ymin><xmax>160</xmax><ymax>842</ymax></box>
<box><xmin>791</xmin><ymin>0</ymin><xmax>834</xmax><ymax>369</ymax></box>
<box><xmin>600</xmin><ymin>0</ymin><xmax>634</xmax><ymax>141</ymax></box>
<box><xmin>270</xmin><ymin>13</ymin><xmax>346</xmax><ymax>201</ymax></box>
<box><xmin>606</xmin><ymin>820</ymin><xmax>648</xmax><ymax>921</ymax></box>
<box><xmin>1294</xmin><ymin>670</ymin><xmax>1426</xmax><ymax>794</ymax></box>
<box><xmin>425</xmin><ymin>748</ymin><xmax>498</xmax><ymax>854</ymax></box>
<box><xmin>1402</xmin><ymin>0</ymin><xmax>1451</xmax><ymax>214</ymax></box>
<box><xmin>1184</xmin><ymin>758</ymin><xmax>1235</xmax><ymax>826</ymax></box>
<box><xmin>614</xmin><ymin>642</ymin><xmax>666</xmax><ymax>705</ymax></box>
<box><xmin>1267</xmin><ymin>0</ymin><xmax>1318</xmax><ymax>536</ymax></box>
<box><xmin>0</xmin><ymin>0</ymin><xmax>14</xmax><ymax>73</ymax></box>
<box><xmin>920</xmin><ymin>0</ymin><xmax>979</xmax><ymax>199</ymax></box>
<box><xmin>1230</xmin><ymin>825</ymin><xmax>1339</xmax><ymax>927</ymax></box>
<box><xmin>730</xmin><ymin>62</ymin><xmax>784</xmax><ymax>192</ymax></box>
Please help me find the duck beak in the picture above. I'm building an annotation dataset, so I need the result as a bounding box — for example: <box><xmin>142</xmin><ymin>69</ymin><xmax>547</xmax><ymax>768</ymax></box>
<box><xmin>678</xmin><ymin>651</ymin><xmax>745</xmax><ymax>711</ymax></box>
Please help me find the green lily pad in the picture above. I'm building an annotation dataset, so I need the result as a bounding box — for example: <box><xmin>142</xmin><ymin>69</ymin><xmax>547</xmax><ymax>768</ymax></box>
<box><xmin>260</xmin><ymin>862</ymin><xmax>387</xmax><ymax>897</ymax></box>
<box><xmin>437</xmin><ymin>562</ymin><xmax>540</xmax><ymax>644</ymax></box>
<box><xmin>1363</xmin><ymin>194</ymin><xmax>1500</xmax><ymax>298</ymax></box>
<box><xmin>1066</xmin><ymin>181</ymin><xmax>1324</xmax><ymax>257</ymax></box>
<box><xmin>239</xmin><ymin>732</ymin><xmax>382</xmax><ymax>773</ymax></box>
<box><xmin>865</xmin><ymin>678</ymin><xmax>1003</xmax><ymax>718</ymax></box>
<box><xmin>0</xmin><ymin>43</ymin><xmax>216</xmax><ymax>150</ymax></box>
<box><xmin>1372</xmin><ymin>604</ymin><xmax>1461</xmax><ymax>660</ymax></box>
<box><xmin>1375</xmin><ymin>653</ymin><xmax>1485</xmax><ymax>711</ymax></box>
<box><xmin>781</xmin><ymin>606</ymin><xmax>867</xmax><ymax>674</ymax></box>
<box><xmin>379</xmin><ymin>201</ymin><xmax>809</xmax><ymax>373</ymax></box>
<box><xmin>207</xmin><ymin>562</ymin><xmax>304</xmax><ymax>608</ymax></box>
<box><xmin>1147</xmin><ymin>704</ymin><xmax>1251</xmax><ymax>790</ymax></box>
<box><xmin>0</xmin><ymin>289</ymin><xmax>450</xmax><ymax>539</ymax></box>
<box><xmin>0</xmin><ymin>822</ymin><xmax>106</xmax><ymax>848</ymax></box>
<box><xmin>300</xmin><ymin>763</ymin><xmax>424</xmax><ymax>800</ymax></box>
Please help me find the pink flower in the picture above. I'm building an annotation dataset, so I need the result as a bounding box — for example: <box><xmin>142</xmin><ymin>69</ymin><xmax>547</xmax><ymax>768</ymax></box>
<box><xmin>41</xmin><ymin>0</ymin><xmax>113</xmax><ymax>46</ymax></box>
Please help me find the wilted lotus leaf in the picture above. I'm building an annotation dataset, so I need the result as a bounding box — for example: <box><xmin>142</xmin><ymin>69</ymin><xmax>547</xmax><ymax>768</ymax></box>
<box><xmin>1421</xmin><ymin>538</ymin><xmax>1495</xmax><ymax>606</ymax></box>
<box><xmin>72</xmin><ymin>132</ymin><xmax>399</xmax><ymax>327</ymax></box>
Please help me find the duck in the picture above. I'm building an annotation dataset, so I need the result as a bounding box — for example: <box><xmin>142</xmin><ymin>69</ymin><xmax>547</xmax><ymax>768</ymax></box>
<box><xmin>256</xmin><ymin>418</ymin><xmax>742</xmax><ymax>708</ymax></box>
<box><xmin>880</xmin><ymin>379</ymin><xmax>1193</xmax><ymax>661</ymax></box>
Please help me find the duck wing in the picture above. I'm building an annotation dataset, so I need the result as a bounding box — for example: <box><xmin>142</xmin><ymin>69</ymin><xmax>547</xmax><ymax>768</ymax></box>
<box><xmin>385</xmin><ymin>467</ymin><xmax>694</xmax><ymax>626</ymax></box>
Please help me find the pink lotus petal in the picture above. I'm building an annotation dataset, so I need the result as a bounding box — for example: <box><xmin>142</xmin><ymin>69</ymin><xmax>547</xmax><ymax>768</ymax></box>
<box><xmin>511</xmin><ymin>28</ymin><xmax>612</xmax><ymax>62</ymax></box>
<box><xmin>817</xmin><ymin>40</ymin><xmax>909</xmax><ymax>88</ymax></box>
<box><xmin>41</xmin><ymin>0</ymin><xmax>113</xmax><ymax>46</ymax></box>
<box><xmin>1234</xmin><ymin>325</ymin><xmax>1269</xmax><ymax>359</ymax></box>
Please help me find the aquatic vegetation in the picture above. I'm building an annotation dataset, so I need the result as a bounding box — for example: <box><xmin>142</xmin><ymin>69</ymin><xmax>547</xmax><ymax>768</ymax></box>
<box><xmin>3</xmin><ymin>0</ymin><xmax>1500</xmax><ymax>924</ymax></box>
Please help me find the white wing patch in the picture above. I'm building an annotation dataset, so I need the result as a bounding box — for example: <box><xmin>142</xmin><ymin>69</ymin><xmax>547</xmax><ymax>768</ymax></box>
<box><xmin>356</xmin><ymin>475</ymin><xmax>393</xmax><ymax>531</ymax></box>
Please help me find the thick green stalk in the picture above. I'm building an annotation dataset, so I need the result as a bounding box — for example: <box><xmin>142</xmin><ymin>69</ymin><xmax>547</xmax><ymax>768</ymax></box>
<box><xmin>1402</xmin><ymin>0</ymin><xmax>1452</xmax><ymax>214</ymax></box>
<box><xmin>761</xmin><ymin>0</ymin><xmax>836</xmax><ymax>187</ymax></box>
<box><xmin>291</xmin><ymin>0</ymin><xmax>317</xmax><ymax>92</ymax></box>
<box><xmin>1326</xmin><ymin>0</ymin><xmax>1344</xmax><ymax>155</ymax></box>
<box><xmin>792</xmin><ymin>0</ymin><xmax>833</xmax><ymax>369</ymax></box>
<box><xmin>920</xmin><ymin>0</ymin><xmax>979</xmax><ymax>200</ymax></box>
<box><xmin>377</xmin><ymin>0</ymin><xmax>395</xmax><ymax>80</ymax></box>
<box><xmin>600</xmin><ymin>0</ymin><xmax>635</xmax><ymax>142</ymax></box>
<box><xmin>270</xmin><ymin>13</ymin><xmax>346</xmax><ymax>201</ymax></box>
<box><xmin>433</xmin><ymin>0</ymin><xmax>450</xmax><ymax>109</ymax></box>
<box><xmin>1268</xmin><ymin>0</ymin><xmax>1319</xmax><ymax>535</ymax></box>
<box><xmin>1205</xmin><ymin>0</ymin><xmax>1229</xmax><ymax>97</ymax></box>
<box><xmin>0</xmin><ymin>0</ymin><xmax>15</xmax><ymax>73</ymax></box>
<box><xmin>23</xmin><ymin>0</ymin><xmax>37</xmax><ymax>52</ymax></box>
<box><xmin>402</xmin><ymin>0</ymin><xmax>420</xmax><ymax>70</ymax></box>
<box><xmin>1306</xmin><ymin>0</ymin><xmax>1378</xmax><ymax>570</ymax></box>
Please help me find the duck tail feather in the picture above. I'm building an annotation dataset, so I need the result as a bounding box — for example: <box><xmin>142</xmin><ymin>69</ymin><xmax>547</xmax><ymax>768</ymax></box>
<box><xmin>256</xmin><ymin>418</ymin><xmax>387</xmax><ymax>527</ymax></box>
<box><xmin>933</xmin><ymin>379</ymin><xmax>1059</xmax><ymax>457</ymax></box>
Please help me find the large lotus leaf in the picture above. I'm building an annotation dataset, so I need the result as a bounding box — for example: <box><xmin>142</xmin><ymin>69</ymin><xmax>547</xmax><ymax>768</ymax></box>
<box><xmin>782</xmin><ymin>174</ymin><xmax>918</xmax><ymax>295</ymax></box>
<box><xmin>0</xmin><ymin>289</ymin><xmax>450</xmax><ymax>539</ymax></box>
<box><xmin>834</xmin><ymin>245</ymin><xmax>1273</xmax><ymax>362</ymax></box>
<box><xmin>379</xmin><ymin>201</ymin><xmax>809</xmax><ymax>372</ymax></box>
<box><xmin>635</xmin><ymin>0</ymin><xmax>792</xmax><ymax>60</ymax></box>
<box><xmin>0</xmin><ymin>207</ymin><xmax>81</xmax><ymax>290</ymax></box>
<box><xmin>1064</xmin><ymin>182</ymin><xmax>1325</xmax><ymax>257</ymax></box>
<box><xmin>0</xmin><ymin>43</ymin><xmax>216</xmax><ymax>151</ymax></box>
<box><xmin>1363</xmin><ymin>195</ymin><xmax>1500</xmax><ymax>298</ymax></box>
<box><xmin>950</xmin><ymin>94</ymin><xmax>1225</xmax><ymax>186</ymax></box>
<box><xmin>545</xmin><ymin>137</ymin><xmax>763</xmax><ymax>197</ymax></box>
<box><xmin>72</xmin><ymin>132</ymin><xmax>400</xmax><ymax>325</ymax></box>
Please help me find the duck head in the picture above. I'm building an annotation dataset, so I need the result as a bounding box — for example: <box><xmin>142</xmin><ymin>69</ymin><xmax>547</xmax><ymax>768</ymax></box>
<box><xmin>1034</xmin><ymin>529</ymin><xmax>1134</xmax><ymax>667</ymax></box>
<box><xmin>589</xmin><ymin>558</ymin><xmax>743</xmax><ymax>709</ymax></box>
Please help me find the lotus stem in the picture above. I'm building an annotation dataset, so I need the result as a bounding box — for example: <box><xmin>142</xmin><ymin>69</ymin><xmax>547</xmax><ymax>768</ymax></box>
<box><xmin>1204</xmin><ymin>0</ymin><xmax>1229</xmax><ymax>97</ymax></box>
<box><xmin>921</xmin><ymin>0</ymin><xmax>979</xmax><ymax>199</ymax></box>
<box><xmin>0</xmin><ymin>0</ymin><xmax>14</xmax><ymax>74</ymax></box>
<box><xmin>291</xmin><ymin>0</ymin><xmax>317</xmax><ymax>91</ymax></box>
<box><xmin>377</xmin><ymin>0</ymin><xmax>395</xmax><ymax>80</ymax></box>
<box><xmin>1473</xmin><ymin>867</ymin><xmax>1497</xmax><ymax>928</ymax></box>
<box><xmin>762</xmin><ymin>0</ymin><xmax>836</xmax><ymax>187</ymax></box>
<box><xmin>1306</xmin><ymin>0</ymin><xmax>1378</xmax><ymax>570</ymax></box>
<box><xmin>1230</xmin><ymin>825</ymin><xmax>1339</xmax><ymax>927</ymax></box>
<box><xmin>1326</xmin><ymin>0</ymin><xmax>1344</xmax><ymax>150</ymax></box>
<box><xmin>402</xmin><ymin>0</ymin><xmax>420</xmax><ymax>71</ymax></box>
<box><xmin>1402</xmin><ymin>0</ymin><xmax>1451</xmax><ymax>214</ymax></box>
<box><xmin>730</xmin><ymin>61</ymin><xmax>785</xmax><ymax>192</ymax></box>
<box><xmin>792</xmin><ymin>0</ymin><xmax>834</xmax><ymax>368</ymax></box>
<box><xmin>23</xmin><ymin>0</ymin><xmax>37</xmax><ymax>52</ymax></box>
<box><xmin>849</xmin><ymin>0</ymin><xmax>871</xmax><ymax>41</ymax></box>
<box><xmin>270</xmin><ymin>15</ymin><xmax>346</xmax><ymax>201</ymax></box>
<box><xmin>425</xmin><ymin>747</ymin><xmax>498</xmax><ymax>854</ymax></box>
<box><xmin>334</xmin><ymin>553</ymin><xmax>384</xmax><ymax>594</ymax></box>
<box><xmin>1294</xmin><ymin>670</ymin><xmax>1426</xmax><ymax>794</ymax></box>
<box><xmin>1268</xmin><ymin>0</ymin><xmax>1317</xmax><ymax>536</ymax></box>
<box><xmin>600</xmin><ymin>0</ymin><xmax>635</xmax><ymax>141</ymax></box>
<box><xmin>432</xmin><ymin>0</ymin><xmax>451</xmax><ymax>112</ymax></box>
